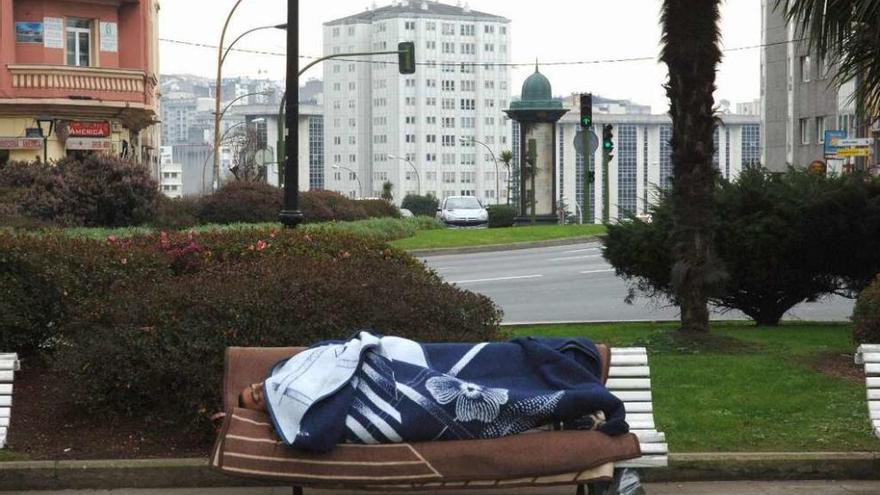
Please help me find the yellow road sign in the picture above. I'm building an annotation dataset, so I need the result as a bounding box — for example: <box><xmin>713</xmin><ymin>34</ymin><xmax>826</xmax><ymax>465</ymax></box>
<box><xmin>837</xmin><ymin>148</ymin><xmax>872</xmax><ymax>158</ymax></box>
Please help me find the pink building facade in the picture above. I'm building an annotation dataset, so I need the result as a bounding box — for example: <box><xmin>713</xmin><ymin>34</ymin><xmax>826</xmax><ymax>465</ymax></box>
<box><xmin>0</xmin><ymin>0</ymin><xmax>159</xmax><ymax>170</ymax></box>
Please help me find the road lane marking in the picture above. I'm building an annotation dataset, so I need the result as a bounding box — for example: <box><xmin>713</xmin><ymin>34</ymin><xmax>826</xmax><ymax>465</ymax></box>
<box><xmin>580</xmin><ymin>269</ymin><xmax>616</xmax><ymax>275</ymax></box>
<box><xmin>549</xmin><ymin>255</ymin><xmax>603</xmax><ymax>262</ymax></box>
<box><xmin>451</xmin><ymin>274</ymin><xmax>544</xmax><ymax>285</ymax></box>
<box><xmin>565</xmin><ymin>248</ymin><xmax>601</xmax><ymax>254</ymax></box>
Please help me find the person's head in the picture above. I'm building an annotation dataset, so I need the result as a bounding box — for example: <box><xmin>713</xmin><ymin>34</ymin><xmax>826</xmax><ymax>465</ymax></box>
<box><xmin>239</xmin><ymin>382</ymin><xmax>267</xmax><ymax>411</ymax></box>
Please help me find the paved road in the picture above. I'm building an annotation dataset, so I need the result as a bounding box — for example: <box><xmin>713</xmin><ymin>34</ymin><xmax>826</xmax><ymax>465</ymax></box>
<box><xmin>10</xmin><ymin>481</ymin><xmax>880</xmax><ymax>494</ymax></box>
<box><xmin>420</xmin><ymin>242</ymin><xmax>855</xmax><ymax>324</ymax></box>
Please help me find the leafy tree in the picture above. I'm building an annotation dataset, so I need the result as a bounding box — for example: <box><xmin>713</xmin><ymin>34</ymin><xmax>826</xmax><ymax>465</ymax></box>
<box><xmin>659</xmin><ymin>0</ymin><xmax>726</xmax><ymax>332</ymax></box>
<box><xmin>604</xmin><ymin>169</ymin><xmax>880</xmax><ymax>326</ymax></box>
<box><xmin>381</xmin><ymin>181</ymin><xmax>394</xmax><ymax>202</ymax></box>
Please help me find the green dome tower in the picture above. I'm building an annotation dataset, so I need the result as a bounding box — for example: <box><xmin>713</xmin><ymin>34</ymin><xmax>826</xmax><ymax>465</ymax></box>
<box><xmin>504</xmin><ymin>66</ymin><xmax>569</xmax><ymax>224</ymax></box>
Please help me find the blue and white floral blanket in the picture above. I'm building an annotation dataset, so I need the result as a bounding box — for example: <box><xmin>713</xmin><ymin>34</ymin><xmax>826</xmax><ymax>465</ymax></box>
<box><xmin>263</xmin><ymin>332</ymin><xmax>628</xmax><ymax>452</ymax></box>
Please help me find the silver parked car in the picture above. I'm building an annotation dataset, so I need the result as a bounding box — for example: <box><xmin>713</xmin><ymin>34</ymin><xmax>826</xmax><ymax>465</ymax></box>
<box><xmin>436</xmin><ymin>196</ymin><xmax>489</xmax><ymax>227</ymax></box>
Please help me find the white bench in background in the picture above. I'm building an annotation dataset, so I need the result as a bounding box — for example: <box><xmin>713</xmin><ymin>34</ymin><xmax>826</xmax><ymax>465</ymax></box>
<box><xmin>0</xmin><ymin>353</ymin><xmax>20</xmax><ymax>449</ymax></box>
<box><xmin>855</xmin><ymin>344</ymin><xmax>880</xmax><ymax>439</ymax></box>
<box><xmin>607</xmin><ymin>347</ymin><xmax>669</xmax><ymax>470</ymax></box>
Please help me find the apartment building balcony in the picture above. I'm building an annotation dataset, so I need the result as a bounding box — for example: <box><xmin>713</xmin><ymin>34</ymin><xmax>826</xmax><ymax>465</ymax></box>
<box><xmin>1</xmin><ymin>64</ymin><xmax>157</xmax><ymax>128</ymax></box>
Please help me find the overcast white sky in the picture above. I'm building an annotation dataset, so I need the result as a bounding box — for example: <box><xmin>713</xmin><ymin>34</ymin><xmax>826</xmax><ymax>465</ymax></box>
<box><xmin>159</xmin><ymin>0</ymin><xmax>762</xmax><ymax>113</ymax></box>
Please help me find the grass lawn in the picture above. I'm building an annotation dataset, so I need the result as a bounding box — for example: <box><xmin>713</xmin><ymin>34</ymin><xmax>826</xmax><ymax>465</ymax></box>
<box><xmin>0</xmin><ymin>450</ymin><xmax>25</xmax><ymax>462</ymax></box>
<box><xmin>390</xmin><ymin>224</ymin><xmax>607</xmax><ymax>251</ymax></box>
<box><xmin>511</xmin><ymin>322</ymin><xmax>877</xmax><ymax>453</ymax></box>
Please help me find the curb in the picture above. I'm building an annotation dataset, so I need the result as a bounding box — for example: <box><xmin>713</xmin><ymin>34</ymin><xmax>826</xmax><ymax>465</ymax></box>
<box><xmin>407</xmin><ymin>235</ymin><xmax>603</xmax><ymax>257</ymax></box>
<box><xmin>3</xmin><ymin>453</ymin><xmax>880</xmax><ymax>491</ymax></box>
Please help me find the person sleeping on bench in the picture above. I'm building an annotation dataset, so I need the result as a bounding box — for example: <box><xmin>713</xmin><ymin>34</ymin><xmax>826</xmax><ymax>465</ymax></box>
<box><xmin>235</xmin><ymin>331</ymin><xmax>628</xmax><ymax>453</ymax></box>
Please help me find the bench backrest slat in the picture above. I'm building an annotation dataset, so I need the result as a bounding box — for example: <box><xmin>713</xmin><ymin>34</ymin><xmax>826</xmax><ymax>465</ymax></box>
<box><xmin>607</xmin><ymin>347</ymin><xmax>667</xmax><ymax>468</ymax></box>
<box><xmin>0</xmin><ymin>353</ymin><xmax>17</xmax><ymax>449</ymax></box>
<box><xmin>856</xmin><ymin>345</ymin><xmax>880</xmax><ymax>440</ymax></box>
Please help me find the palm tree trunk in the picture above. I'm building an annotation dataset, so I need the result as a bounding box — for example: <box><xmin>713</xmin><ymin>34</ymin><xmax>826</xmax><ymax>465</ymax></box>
<box><xmin>660</xmin><ymin>0</ymin><xmax>723</xmax><ymax>333</ymax></box>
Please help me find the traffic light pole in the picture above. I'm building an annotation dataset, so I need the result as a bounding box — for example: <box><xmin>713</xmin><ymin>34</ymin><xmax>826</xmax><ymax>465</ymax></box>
<box><xmin>602</xmin><ymin>149</ymin><xmax>610</xmax><ymax>224</ymax></box>
<box><xmin>582</xmin><ymin>127</ymin><xmax>593</xmax><ymax>224</ymax></box>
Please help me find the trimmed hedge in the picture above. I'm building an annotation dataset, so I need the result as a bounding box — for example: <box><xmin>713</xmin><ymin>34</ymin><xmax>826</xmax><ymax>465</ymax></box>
<box><xmin>197</xmin><ymin>181</ymin><xmax>282</xmax><ymax>225</ymax></box>
<box><xmin>1</xmin><ymin>228</ymin><xmax>502</xmax><ymax>430</ymax></box>
<box><xmin>300</xmin><ymin>190</ymin><xmax>368</xmax><ymax>223</ymax></box>
<box><xmin>152</xmin><ymin>195</ymin><xmax>203</xmax><ymax>230</ymax></box>
<box><xmin>356</xmin><ymin>199</ymin><xmax>401</xmax><ymax>219</ymax></box>
<box><xmin>487</xmin><ymin>204</ymin><xmax>516</xmax><ymax>228</ymax></box>
<box><xmin>402</xmin><ymin>194</ymin><xmax>439</xmax><ymax>217</ymax></box>
<box><xmin>854</xmin><ymin>275</ymin><xmax>880</xmax><ymax>345</ymax></box>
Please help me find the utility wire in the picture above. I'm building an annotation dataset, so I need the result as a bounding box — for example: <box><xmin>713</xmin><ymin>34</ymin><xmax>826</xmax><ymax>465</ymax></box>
<box><xmin>160</xmin><ymin>37</ymin><xmax>807</xmax><ymax>68</ymax></box>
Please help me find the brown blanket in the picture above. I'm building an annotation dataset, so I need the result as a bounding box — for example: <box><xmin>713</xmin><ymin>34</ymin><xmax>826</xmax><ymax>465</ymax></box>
<box><xmin>211</xmin><ymin>346</ymin><xmax>641</xmax><ymax>489</ymax></box>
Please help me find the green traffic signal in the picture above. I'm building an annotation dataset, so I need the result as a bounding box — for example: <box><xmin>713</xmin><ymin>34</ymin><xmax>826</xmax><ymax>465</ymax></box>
<box><xmin>581</xmin><ymin>116</ymin><xmax>592</xmax><ymax>127</ymax></box>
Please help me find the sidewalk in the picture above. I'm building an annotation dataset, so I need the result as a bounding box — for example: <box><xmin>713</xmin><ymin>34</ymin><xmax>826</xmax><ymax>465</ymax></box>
<box><xmin>2</xmin><ymin>453</ymin><xmax>879</xmax><ymax>492</ymax></box>
<box><xmin>5</xmin><ymin>481</ymin><xmax>880</xmax><ymax>494</ymax></box>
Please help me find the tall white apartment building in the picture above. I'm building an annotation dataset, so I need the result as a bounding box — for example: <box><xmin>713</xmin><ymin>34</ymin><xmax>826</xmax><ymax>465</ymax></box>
<box><xmin>323</xmin><ymin>1</ymin><xmax>512</xmax><ymax>202</ymax></box>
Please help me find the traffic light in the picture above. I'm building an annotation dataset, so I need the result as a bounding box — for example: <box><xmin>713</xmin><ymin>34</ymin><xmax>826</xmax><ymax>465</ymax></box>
<box><xmin>398</xmin><ymin>42</ymin><xmax>416</xmax><ymax>74</ymax></box>
<box><xmin>579</xmin><ymin>93</ymin><xmax>593</xmax><ymax>129</ymax></box>
<box><xmin>602</xmin><ymin>124</ymin><xmax>615</xmax><ymax>156</ymax></box>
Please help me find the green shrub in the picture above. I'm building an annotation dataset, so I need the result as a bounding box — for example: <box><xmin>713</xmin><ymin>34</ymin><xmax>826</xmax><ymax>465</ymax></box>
<box><xmin>54</xmin><ymin>229</ymin><xmax>502</xmax><ymax>429</ymax></box>
<box><xmin>19</xmin><ymin>156</ymin><xmax>159</xmax><ymax>228</ymax></box>
<box><xmin>300</xmin><ymin>190</ymin><xmax>368</xmax><ymax>223</ymax></box>
<box><xmin>355</xmin><ymin>199</ymin><xmax>401</xmax><ymax>219</ymax></box>
<box><xmin>604</xmin><ymin>169</ymin><xmax>880</xmax><ymax>326</ymax></box>
<box><xmin>487</xmin><ymin>204</ymin><xmax>516</xmax><ymax>228</ymax></box>
<box><xmin>0</xmin><ymin>232</ymin><xmax>170</xmax><ymax>356</ymax></box>
<box><xmin>152</xmin><ymin>195</ymin><xmax>203</xmax><ymax>230</ymax></box>
<box><xmin>402</xmin><ymin>194</ymin><xmax>439</xmax><ymax>217</ymax></box>
<box><xmin>197</xmin><ymin>181</ymin><xmax>282</xmax><ymax>225</ymax></box>
<box><xmin>853</xmin><ymin>275</ymin><xmax>880</xmax><ymax>344</ymax></box>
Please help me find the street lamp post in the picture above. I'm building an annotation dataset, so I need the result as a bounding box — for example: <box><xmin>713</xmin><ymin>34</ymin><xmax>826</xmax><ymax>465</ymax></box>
<box><xmin>387</xmin><ymin>154</ymin><xmax>421</xmax><ymax>196</ymax></box>
<box><xmin>333</xmin><ymin>165</ymin><xmax>362</xmax><ymax>199</ymax></box>
<box><xmin>461</xmin><ymin>137</ymin><xmax>501</xmax><ymax>205</ymax></box>
<box><xmin>35</xmin><ymin>115</ymin><xmax>55</xmax><ymax>163</ymax></box>
<box><xmin>213</xmin><ymin>0</ymin><xmax>286</xmax><ymax>193</ymax></box>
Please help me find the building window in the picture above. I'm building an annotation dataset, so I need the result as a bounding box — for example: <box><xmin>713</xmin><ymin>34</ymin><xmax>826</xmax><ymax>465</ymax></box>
<box><xmin>66</xmin><ymin>19</ymin><xmax>92</xmax><ymax>67</ymax></box>
<box><xmin>800</xmin><ymin>55</ymin><xmax>811</xmax><ymax>83</ymax></box>
<box><xmin>799</xmin><ymin>118</ymin><xmax>810</xmax><ymax>144</ymax></box>
<box><xmin>816</xmin><ymin>116</ymin><xmax>826</xmax><ymax>143</ymax></box>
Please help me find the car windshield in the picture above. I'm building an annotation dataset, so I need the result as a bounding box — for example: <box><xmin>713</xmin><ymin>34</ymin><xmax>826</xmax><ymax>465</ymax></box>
<box><xmin>446</xmin><ymin>198</ymin><xmax>482</xmax><ymax>210</ymax></box>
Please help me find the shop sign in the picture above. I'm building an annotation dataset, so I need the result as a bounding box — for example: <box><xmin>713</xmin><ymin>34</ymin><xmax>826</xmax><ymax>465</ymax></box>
<box><xmin>0</xmin><ymin>137</ymin><xmax>43</xmax><ymax>150</ymax></box>
<box><xmin>66</xmin><ymin>138</ymin><xmax>112</xmax><ymax>151</ymax></box>
<box><xmin>15</xmin><ymin>22</ymin><xmax>43</xmax><ymax>43</ymax></box>
<box><xmin>67</xmin><ymin>121</ymin><xmax>111</xmax><ymax>138</ymax></box>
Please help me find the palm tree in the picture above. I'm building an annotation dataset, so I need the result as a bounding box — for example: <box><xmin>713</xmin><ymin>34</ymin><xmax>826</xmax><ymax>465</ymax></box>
<box><xmin>499</xmin><ymin>150</ymin><xmax>514</xmax><ymax>206</ymax></box>
<box><xmin>660</xmin><ymin>0</ymin><xmax>726</xmax><ymax>333</ymax></box>
<box><xmin>776</xmin><ymin>0</ymin><xmax>880</xmax><ymax>123</ymax></box>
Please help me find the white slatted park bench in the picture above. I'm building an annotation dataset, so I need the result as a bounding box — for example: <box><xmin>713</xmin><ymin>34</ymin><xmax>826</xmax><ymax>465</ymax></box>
<box><xmin>0</xmin><ymin>353</ymin><xmax>20</xmax><ymax>449</ymax></box>
<box><xmin>855</xmin><ymin>344</ymin><xmax>880</xmax><ymax>439</ymax></box>
<box><xmin>608</xmin><ymin>347</ymin><xmax>669</xmax><ymax>471</ymax></box>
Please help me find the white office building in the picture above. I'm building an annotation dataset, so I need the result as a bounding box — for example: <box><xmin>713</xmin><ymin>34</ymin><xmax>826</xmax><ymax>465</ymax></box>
<box><xmin>159</xmin><ymin>146</ymin><xmax>184</xmax><ymax>198</ymax></box>
<box><xmin>514</xmin><ymin>96</ymin><xmax>762</xmax><ymax>224</ymax></box>
<box><xmin>323</xmin><ymin>0</ymin><xmax>512</xmax><ymax>202</ymax></box>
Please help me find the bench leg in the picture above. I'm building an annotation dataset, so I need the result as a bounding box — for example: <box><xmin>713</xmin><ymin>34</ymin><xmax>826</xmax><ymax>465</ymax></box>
<box><xmin>577</xmin><ymin>484</ymin><xmax>586</xmax><ymax>495</ymax></box>
<box><xmin>292</xmin><ymin>487</ymin><xmax>303</xmax><ymax>495</ymax></box>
